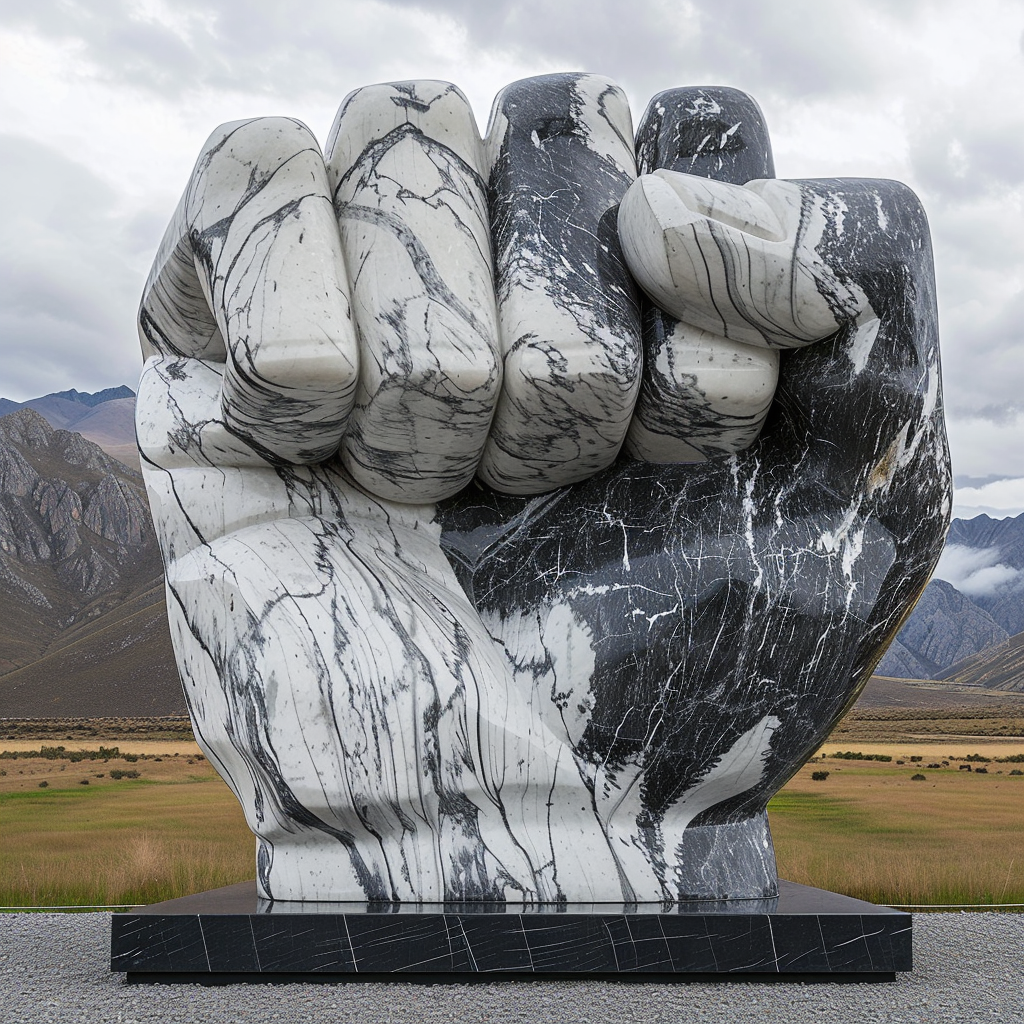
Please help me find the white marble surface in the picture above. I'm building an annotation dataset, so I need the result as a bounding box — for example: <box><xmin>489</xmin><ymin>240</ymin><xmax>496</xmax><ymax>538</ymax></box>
<box><xmin>135</xmin><ymin>78</ymin><xmax>949</xmax><ymax>905</ymax></box>
<box><xmin>618</xmin><ymin>170</ymin><xmax>872</xmax><ymax>349</ymax></box>
<box><xmin>139</xmin><ymin>117</ymin><xmax>359</xmax><ymax>466</ymax></box>
<box><xmin>624</xmin><ymin>318</ymin><xmax>779</xmax><ymax>463</ymax></box>
<box><xmin>140</xmin><ymin>349</ymin><xmax>773</xmax><ymax>901</ymax></box>
<box><xmin>326</xmin><ymin>81</ymin><xmax>502</xmax><ymax>502</ymax></box>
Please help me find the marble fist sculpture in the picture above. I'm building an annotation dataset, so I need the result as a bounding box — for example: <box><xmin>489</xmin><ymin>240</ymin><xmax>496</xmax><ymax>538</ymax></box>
<box><xmin>137</xmin><ymin>74</ymin><xmax>951</xmax><ymax>903</ymax></box>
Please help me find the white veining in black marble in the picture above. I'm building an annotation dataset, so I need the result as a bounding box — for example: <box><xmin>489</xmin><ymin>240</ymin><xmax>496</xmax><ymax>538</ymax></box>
<box><xmin>136</xmin><ymin>78</ymin><xmax>951</xmax><ymax>906</ymax></box>
<box><xmin>477</xmin><ymin>73</ymin><xmax>643</xmax><ymax>494</ymax></box>
<box><xmin>624</xmin><ymin>88</ymin><xmax>781</xmax><ymax>464</ymax></box>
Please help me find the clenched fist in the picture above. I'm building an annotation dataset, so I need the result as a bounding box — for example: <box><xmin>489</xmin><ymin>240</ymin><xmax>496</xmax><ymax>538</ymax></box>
<box><xmin>137</xmin><ymin>74</ymin><xmax>950</xmax><ymax>903</ymax></box>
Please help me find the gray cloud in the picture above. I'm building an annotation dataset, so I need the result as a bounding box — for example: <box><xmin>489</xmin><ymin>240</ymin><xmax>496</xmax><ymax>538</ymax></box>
<box><xmin>939</xmin><ymin>288</ymin><xmax>1024</xmax><ymax>422</ymax></box>
<box><xmin>0</xmin><ymin>0</ymin><xmax>470</xmax><ymax>103</ymax></box>
<box><xmin>909</xmin><ymin>101</ymin><xmax>1024</xmax><ymax>201</ymax></box>
<box><xmin>0</xmin><ymin>135</ymin><xmax>149</xmax><ymax>400</ymax></box>
<box><xmin>0</xmin><ymin>0</ymin><xmax>950</xmax><ymax>112</ymax></box>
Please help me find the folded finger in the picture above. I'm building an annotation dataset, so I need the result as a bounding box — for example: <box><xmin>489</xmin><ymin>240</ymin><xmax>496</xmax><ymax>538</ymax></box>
<box><xmin>624</xmin><ymin>316</ymin><xmax>778</xmax><ymax>462</ymax></box>
<box><xmin>619</xmin><ymin>169</ymin><xmax>873</xmax><ymax>349</ymax></box>
<box><xmin>183</xmin><ymin>117</ymin><xmax>359</xmax><ymax>464</ymax></box>
<box><xmin>326</xmin><ymin>81</ymin><xmax>501</xmax><ymax>503</ymax></box>
<box><xmin>478</xmin><ymin>73</ymin><xmax>642</xmax><ymax>495</ymax></box>
<box><xmin>622</xmin><ymin>88</ymin><xmax>780</xmax><ymax>463</ymax></box>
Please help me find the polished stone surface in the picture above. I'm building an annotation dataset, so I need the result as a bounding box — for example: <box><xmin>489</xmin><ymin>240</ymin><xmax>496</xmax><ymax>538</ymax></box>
<box><xmin>136</xmin><ymin>76</ymin><xmax>951</xmax><ymax>908</ymax></box>
<box><xmin>111</xmin><ymin>880</ymin><xmax>911</xmax><ymax>979</ymax></box>
<box><xmin>624</xmin><ymin>87</ymin><xmax>781</xmax><ymax>464</ymax></box>
<box><xmin>326</xmin><ymin>81</ymin><xmax>501</xmax><ymax>502</ymax></box>
<box><xmin>139</xmin><ymin>116</ymin><xmax>359</xmax><ymax>466</ymax></box>
<box><xmin>477</xmin><ymin>72</ymin><xmax>642</xmax><ymax>493</ymax></box>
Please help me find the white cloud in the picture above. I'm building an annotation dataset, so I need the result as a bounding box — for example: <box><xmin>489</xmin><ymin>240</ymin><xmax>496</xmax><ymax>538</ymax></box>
<box><xmin>934</xmin><ymin>542</ymin><xmax>1024</xmax><ymax>595</ymax></box>
<box><xmin>1</xmin><ymin>0</ymin><xmax>1023</xmax><ymax>492</ymax></box>
<box><xmin>953</xmin><ymin>476</ymin><xmax>1024</xmax><ymax>520</ymax></box>
<box><xmin>0</xmin><ymin>134</ymin><xmax>148</xmax><ymax>398</ymax></box>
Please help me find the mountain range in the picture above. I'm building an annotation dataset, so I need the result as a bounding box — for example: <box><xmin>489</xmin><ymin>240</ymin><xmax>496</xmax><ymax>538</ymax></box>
<box><xmin>877</xmin><ymin>513</ymin><xmax>1024</xmax><ymax>691</ymax></box>
<box><xmin>0</xmin><ymin>389</ymin><xmax>181</xmax><ymax>717</ymax></box>
<box><xmin>1</xmin><ymin>385</ymin><xmax>1024</xmax><ymax>717</ymax></box>
<box><xmin>0</xmin><ymin>387</ymin><xmax>139</xmax><ymax>470</ymax></box>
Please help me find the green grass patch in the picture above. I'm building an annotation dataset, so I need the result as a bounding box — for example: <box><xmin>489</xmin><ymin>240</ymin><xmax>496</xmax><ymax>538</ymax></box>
<box><xmin>0</xmin><ymin>777</ymin><xmax>252</xmax><ymax>908</ymax></box>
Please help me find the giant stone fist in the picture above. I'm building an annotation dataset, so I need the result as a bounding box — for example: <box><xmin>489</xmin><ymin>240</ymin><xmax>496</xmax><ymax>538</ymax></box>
<box><xmin>136</xmin><ymin>74</ymin><xmax>950</xmax><ymax>903</ymax></box>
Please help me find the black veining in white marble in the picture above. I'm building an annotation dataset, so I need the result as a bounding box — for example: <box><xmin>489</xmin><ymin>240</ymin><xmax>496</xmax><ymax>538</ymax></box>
<box><xmin>135</xmin><ymin>78</ymin><xmax>951</xmax><ymax>908</ymax></box>
<box><xmin>326</xmin><ymin>81</ymin><xmax>502</xmax><ymax>502</ymax></box>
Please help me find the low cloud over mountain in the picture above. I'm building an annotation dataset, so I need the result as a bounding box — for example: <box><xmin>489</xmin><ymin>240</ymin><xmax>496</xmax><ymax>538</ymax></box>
<box><xmin>878</xmin><ymin>512</ymin><xmax>1024</xmax><ymax>686</ymax></box>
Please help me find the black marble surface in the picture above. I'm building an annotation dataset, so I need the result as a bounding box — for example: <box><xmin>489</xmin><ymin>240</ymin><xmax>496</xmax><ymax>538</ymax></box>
<box><xmin>436</xmin><ymin>87</ymin><xmax>951</xmax><ymax>902</ymax></box>
<box><xmin>111</xmin><ymin>880</ymin><xmax>910</xmax><ymax>979</ymax></box>
<box><xmin>134</xmin><ymin>80</ymin><xmax>951</xmax><ymax>909</ymax></box>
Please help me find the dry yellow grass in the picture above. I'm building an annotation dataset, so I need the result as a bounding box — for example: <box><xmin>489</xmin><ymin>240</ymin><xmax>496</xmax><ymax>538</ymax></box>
<box><xmin>3</xmin><ymin>737</ymin><xmax>1023</xmax><ymax>908</ymax></box>
<box><xmin>0</xmin><ymin>739</ymin><xmax>202</xmax><ymax>757</ymax></box>
<box><xmin>0</xmin><ymin>755</ymin><xmax>252</xmax><ymax>907</ymax></box>
<box><xmin>770</xmin><ymin>759</ymin><xmax>1024</xmax><ymax>906</ymax></box>
<box><xmin>816</xmin><ymin>740</ymin><xmax>1024</xmax><ymax>760</ymax></box>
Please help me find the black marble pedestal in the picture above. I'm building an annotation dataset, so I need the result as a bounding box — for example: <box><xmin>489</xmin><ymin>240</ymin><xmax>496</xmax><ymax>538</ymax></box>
<box><xmin>110</xmin><ymin>880</ymin><xmax>910</xmax><ymax>982</ymax></box>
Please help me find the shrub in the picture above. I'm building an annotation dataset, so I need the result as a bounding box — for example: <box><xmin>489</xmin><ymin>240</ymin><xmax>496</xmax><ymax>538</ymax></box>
<box><xmin>911</xmin><ymin>774</ymin><xmax>926</xmax><ymax>781</ymax></box>
<box><xmin>910</xmin><ymin>756</ymin><xmax>923</xmax><ymax>762</ymax></box>
<box><xmin>79</xmin><ymin>779</ymin><xmax>89</xmax><ymax>785</ymax></box>
<box><xmin>811</xmin><ymin>771</ymin><xmax>830</xmax><ymax>781</ymax></box>
<box><xmin>966</xmin><ymin>753</ymin><xmax>992</xmax><ymax>763</ymax></box>
<box><xmin>996</xmin><ymin>753</ymin><xmax>1024</xmax><ymax>764</ymax></box>
<box><xmin>831</xmin><ymin>751</ymin><xmax>892</xmax><ymax>762</ymax></box>
<box><xmin>975</xmin><ymin>767</ymin><xmax>989</xmax><ymax>774</ymax></box>
<box><xmin>37</xmin><ymin>781</ymin><xmax>48</xmax><ymax>788</ymax></box>
<box><xmin>1010</xmin><ymin>770</ymin><xmax>1023</xmax><ymax>776</ymax></box>
<box><xmin>109</xmin><ymin>769</ymin><xmax>140</xmax><ymax>780</ymax></box>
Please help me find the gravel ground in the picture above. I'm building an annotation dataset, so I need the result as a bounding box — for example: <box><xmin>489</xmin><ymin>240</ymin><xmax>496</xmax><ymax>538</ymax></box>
<box><xmin>1</xmin><ymin>912</ymin><xmax>1022</xmax><ymax>1023</ymax></box>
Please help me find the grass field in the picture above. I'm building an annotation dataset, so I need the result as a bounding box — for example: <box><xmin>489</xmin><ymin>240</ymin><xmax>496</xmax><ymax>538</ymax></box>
<box><xmin>0</xmin><ymin>751</ymin><xmax>252</xmax><ymax>908</ymax></box>
<box><xmin>1</xmin><ymin>717</ymin><xmax>1022</xmax><ymax>909</ymax></box>
<box><xmin>769</xmin><ymin>756</ymin><xmax>1024</xmax><ymax>906</ymax></box>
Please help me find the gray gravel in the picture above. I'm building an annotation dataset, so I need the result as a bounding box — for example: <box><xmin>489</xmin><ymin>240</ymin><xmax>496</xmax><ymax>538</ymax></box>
<box><xmin>1</xmin><ymin>912</ymin><xmax>1022</xmax><ymax>1023</ymax></box>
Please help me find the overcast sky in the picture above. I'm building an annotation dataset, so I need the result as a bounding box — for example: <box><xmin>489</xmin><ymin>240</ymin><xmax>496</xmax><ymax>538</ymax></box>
<box><xmin>2</xmin><ymin>0</ymin><xmax>1023</xmax><ymax>517</ymax></box>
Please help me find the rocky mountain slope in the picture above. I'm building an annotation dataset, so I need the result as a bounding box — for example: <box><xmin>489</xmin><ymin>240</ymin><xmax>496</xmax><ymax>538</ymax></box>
<box><xmin>938</xmin><ymin>632</ymin><xmax>1024</xmax><ymax>693</ymax></box>
<box><xmin>876</xmin><ymin>579</ymin><xmax>1008</xmax><ymax>680</ymax></box>
<box><xmin>0</xmin><ymin>386</ymin><xmax>139</xmax><ymax>469</ymax></box>
<box><xmin>877</xmin><ymin>512</ymin><xmax>1024</xmax><ymax>688</ymax></box>
<box><xmin>0</xmin><ymin>408</ymin><xmax>182</xmax><ymax>716</ymax></box>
